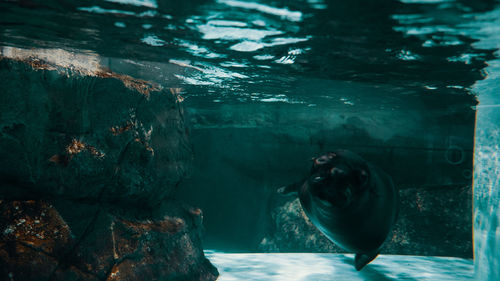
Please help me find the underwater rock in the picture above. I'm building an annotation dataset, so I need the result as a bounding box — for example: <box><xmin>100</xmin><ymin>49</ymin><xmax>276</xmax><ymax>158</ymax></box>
<box><xmin>0</xmin><ymin>47</ymin><xmax>217</xmax><ymax>280</ymax></box>
<box><xmin>0</xmin><ymin>47</ymin><xmax>191</xmax><ymax>206</ymax></box>
<box><xmin>385</xmin><ymin>185</ymin><xmax>472</xmax><ymax>258</ymax></box>
<box><xmin>259</xmin><ymin>198</ymin><xmax>342</xmax><ymax>253</ymax></box>
<box><xmin>0</xmin><ymin>200</ymin><xmax>218</xmax><ymax>281</ymax></box>
<box><xmin>262</xmin><ymin>185</ymin><xmax>472</xmax><ymax>258</ymax></box>
<box><xmin>0</xmin><ymin>200</ymin><xmax>97</xmax><ymax>281</ymax></box>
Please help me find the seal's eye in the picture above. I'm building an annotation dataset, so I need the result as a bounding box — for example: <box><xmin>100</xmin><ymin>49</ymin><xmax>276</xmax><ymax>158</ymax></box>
<box><xmin>330</xmin><ymin>167</ymin><xmax>346</xmax><ymax>176</ymax></box>
<box><xmin>314</xmin><ymin>156</ymin><xmax>328</xmax><ymax>165</ymax></box>
<box><xmin>359</xmin><ymin>170</ymin><xmax>369</xmax><ymax>186</ymax></box>
<box><xmin>329</xmin><ymin>163</ymin><xmax>349</xmax><ymax>177</ymax></box>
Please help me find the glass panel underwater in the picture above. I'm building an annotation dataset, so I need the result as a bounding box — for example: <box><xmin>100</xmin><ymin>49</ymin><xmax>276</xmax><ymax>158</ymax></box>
<box><xmin>0</xmin><ymin>0</ymin><xmax>498</xmax><ymax>280</ymax></box>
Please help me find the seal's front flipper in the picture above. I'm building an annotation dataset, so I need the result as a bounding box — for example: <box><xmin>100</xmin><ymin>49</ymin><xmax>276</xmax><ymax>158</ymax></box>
<box><xmin>277</xmin><ymin>180</ymin><xmax>304</xmax><ymax>196</ymax></box>
<box><xmin>354</xmin><ymin>251</ymin><xmax>379</xmax><ymax>271</ymax></box>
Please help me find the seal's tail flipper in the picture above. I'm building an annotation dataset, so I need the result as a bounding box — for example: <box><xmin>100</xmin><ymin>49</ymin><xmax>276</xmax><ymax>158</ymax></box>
<box><xmin>354</xmin><ymin>251</ymin><xmax>379</xmax><ymax>271</ymax></box>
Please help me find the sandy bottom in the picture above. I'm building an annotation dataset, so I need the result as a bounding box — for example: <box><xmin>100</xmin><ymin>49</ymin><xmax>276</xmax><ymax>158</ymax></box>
<box><xmin>205</xmin><ymin>251</ymin><xmax>473</xmax><ymax>281</ymax></box>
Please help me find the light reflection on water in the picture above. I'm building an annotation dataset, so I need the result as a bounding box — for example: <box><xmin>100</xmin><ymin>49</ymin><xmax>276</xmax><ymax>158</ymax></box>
<box><xmin>204</xmin><ymin>251</ymin><xmax>473</xmax><ymax>281</ymax></box>
<box><xmin>470</xmin><ymin>5</ymin><xmax>500</xmax><ymax>281</ymax></box>
<box><xmin>105</xmin><ymin>0</ymin><xmax>158</xmax><ymax>8</ymax></box>
<box><xmin>72</xmin><ymin>0</ymin><xmax>310</xmax><ymax>102</ymax></box>
<box><xmin>216</xmin><ymin>0</ymin><xmax>303</xmax><ymax>22</ymax></box>
<box><xmin>2</xmin><ymin>0</ymin><xmax>491</xmax><ymax>105</ymax></box>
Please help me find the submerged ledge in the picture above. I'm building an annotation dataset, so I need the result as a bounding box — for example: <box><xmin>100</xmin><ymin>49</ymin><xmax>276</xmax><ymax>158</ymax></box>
<box><xmin>204</xmin><ymin>252</ymin><xmax>473</xmax><ymax>281</ymax></box>
<box><xmin>0</xmin><ymin>46</ymin><xmax>163</xmax><ymax>97</ymax></box>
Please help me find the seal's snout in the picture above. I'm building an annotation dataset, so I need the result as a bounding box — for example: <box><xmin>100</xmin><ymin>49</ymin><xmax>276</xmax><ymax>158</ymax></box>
<box><xmin>321</xmin><ymin>185</ymin><xmax>352</xmax><ymax>209</ymax></box>
<box><xmin>336</xmin><ymin>187</ymin><xmax>352</xmax><ymax>207</ymax></box>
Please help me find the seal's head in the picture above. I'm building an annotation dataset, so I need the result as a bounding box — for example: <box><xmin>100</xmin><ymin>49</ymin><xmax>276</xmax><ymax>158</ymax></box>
<box><xmin>307</xmin><ymin>151</ymin><xmax>370</xmax><ymax>209</ymax></box>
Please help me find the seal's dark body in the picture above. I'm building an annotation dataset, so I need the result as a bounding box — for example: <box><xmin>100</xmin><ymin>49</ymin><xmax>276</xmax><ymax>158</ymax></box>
<box><xmin>283</xmin><ymin>150</ymin><xmax>399</xmax><ymax>270</ymax></box>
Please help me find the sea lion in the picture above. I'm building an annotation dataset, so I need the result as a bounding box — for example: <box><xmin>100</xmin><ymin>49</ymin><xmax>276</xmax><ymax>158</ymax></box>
<box><xmin>278</xmin><ymin>150</ymin><xmax>399</xmax><ymax>271</ymax></box>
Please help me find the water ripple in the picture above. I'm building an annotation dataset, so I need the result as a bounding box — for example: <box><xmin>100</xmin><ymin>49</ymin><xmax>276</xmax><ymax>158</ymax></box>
<box><xmin>196</xmin><ymin>24</ymin><xmax>283</xmax><ymax>41</ymax></box>
<box><xmin>104</xmin><ymin>0</ymin><xmax>158</xmax><ymax>9</ymax></box>
<box><xmin>217</xmin><ymin>0</ymin><xmax>302</xmax><ymax>22</ymax></box>
<box><xmin>141</xmin><ymin>35</ymin><xmax>165</xmax><ymax>46</ymax></box>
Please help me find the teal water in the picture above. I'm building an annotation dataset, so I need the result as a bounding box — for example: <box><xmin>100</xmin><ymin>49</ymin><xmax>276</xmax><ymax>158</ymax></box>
<box><xmin>1</xmin><ymin>0</ymin><xmax>499</xmax><ymax>279</ymax></box>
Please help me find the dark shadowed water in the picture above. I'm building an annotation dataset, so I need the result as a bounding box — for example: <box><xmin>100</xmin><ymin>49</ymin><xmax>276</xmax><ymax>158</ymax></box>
<box><xmin>1</xmin><ymin>0</ymin><xmax>499</xmax><ymax>279</ymax></box>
